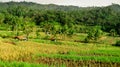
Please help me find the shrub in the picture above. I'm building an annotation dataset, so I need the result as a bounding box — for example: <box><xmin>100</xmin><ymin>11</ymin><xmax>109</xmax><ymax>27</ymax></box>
<box><xmin>84</xmin><ymin>37</ymin><xmax>89</xmax><ymax>43</ymax></box>
<box><xmin>115</xmin><ymin>41</ymin><xmax>120</xmax><ymax>46</ymax></box>
<box><xmin>84</xmin><ymin>27</ymin><xmax>103</xmax><ymax>43</ymax></box>
<box><xmin>109</xmin><ymin>29</ymin><xmax>116</xmax><ymax>36</ymax></box>
<box><xmin>44</xmin><ymin>35</ymin><xmax>50</xmax><ymax>40</ymax></box>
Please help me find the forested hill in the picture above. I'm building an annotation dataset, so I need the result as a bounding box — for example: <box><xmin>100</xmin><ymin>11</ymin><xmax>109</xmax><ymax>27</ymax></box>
<box><xmin>0</xmin><ymin>1</ymin><xmax>119</xmax><ymax>11</ymax></box>
<box><xmin>0</xmin><ymin>1</ymin><xmax>80</xmax><ymax>11</ymax></box>
<box><xmin>0</xmin><ymin>1</ymin><xmax>120</xmax><ymax>35</ymax></box>
<box><xmin>0</xmin><ymin>1</ymin><xmax>120</xmax><ymax>13</ymax></box>
<box><xmin>106</xmin><ymin>4</ymin><xmax>120</xmax><ymax>12</ymax></box>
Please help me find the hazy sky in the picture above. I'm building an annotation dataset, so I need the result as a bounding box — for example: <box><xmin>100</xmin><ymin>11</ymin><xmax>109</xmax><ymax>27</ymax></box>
<box><xmin>0</xmin><ymin>0</ymin><xmax>120</xmax><ymax>7</ymax></box>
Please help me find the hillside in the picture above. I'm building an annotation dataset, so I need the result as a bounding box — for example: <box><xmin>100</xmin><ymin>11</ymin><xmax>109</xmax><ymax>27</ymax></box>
<box><xmin>0</xmin><ymin>1</ymin><xmax>119</xmax><ymax>11</ymax></box>
<box><xmin>0</xmin><ymin>1</ymin><xmax>80</xmax><ymax>11</ymax></box>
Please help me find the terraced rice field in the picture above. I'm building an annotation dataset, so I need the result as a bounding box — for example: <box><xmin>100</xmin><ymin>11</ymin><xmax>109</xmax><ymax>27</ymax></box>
<box><xmin>0</xmin><ymin>36</ymin><xmax>120</xmax><ymax>67</ymax></box>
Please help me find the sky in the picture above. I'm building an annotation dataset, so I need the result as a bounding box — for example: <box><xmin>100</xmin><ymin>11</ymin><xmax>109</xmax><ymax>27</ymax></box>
<box><xmin>0</xmin><ymin>0</ymin><xmax>120</xmax><ymax>7</ymax></box>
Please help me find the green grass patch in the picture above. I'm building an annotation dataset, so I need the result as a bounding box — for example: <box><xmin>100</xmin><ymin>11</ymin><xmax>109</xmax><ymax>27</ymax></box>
<box><xmin>0</xmin><ymin>60</ymin><xmax>66</xmax><ymax>67</ymax></box>
<box><xmin>36</xmin><ymin>54</ymin><xmax>120</xmax><ymax>63</ymax></box>
<box><xmin>0</xmin><ymin>61</ymin><xmax>48</xmax><ymax>67</ymax></box>
<box><xmin>78</xmin><ymin>49</ymin><xmax>120</xmax><ymax>57</ymax></box>
<box><xmin>31</xmin><ymin>39</ymin><xmax>63</xmax><ymax>45</ymax></box>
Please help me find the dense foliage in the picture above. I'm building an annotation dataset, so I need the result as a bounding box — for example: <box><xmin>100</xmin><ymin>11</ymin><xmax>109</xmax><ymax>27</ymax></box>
<box><xmin>115</xmin><ymin>40</ymin><xmax>120</xmax><ymax>46</ymax></box>
<box><xmin>0</xmin><ymin>1</ymin><xmax>120</xmax><ymax>37</ymax></box>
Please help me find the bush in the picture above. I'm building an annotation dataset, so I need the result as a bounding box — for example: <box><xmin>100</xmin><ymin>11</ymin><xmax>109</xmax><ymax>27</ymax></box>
<box><xmin>84</xmin><ymin>27</ymin><xmax>103</xmax><ymax>43</ymax></box>
<box><xmin>44</xmin><ymin>35</ymin><xmax>50</xmax><ymax>40</ymax></box>
<box><xmin>109</xmin><ymin>29</ymin><xmax>116</xmax><ymax>36</ymax></box>
<box><xmin>84</xmin><ymin>37</ymin><xmax>89</xmax><ymax>43</ymax></box>
<box><xmin>115</xmin><ymin>41</ymin><xmax>120</xmax><ymax>46</ymax></box>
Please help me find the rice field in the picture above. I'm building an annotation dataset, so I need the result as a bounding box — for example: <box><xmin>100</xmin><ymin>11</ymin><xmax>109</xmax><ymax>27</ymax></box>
<box><xmin>0</xmin><ymin>31</ymin><xmax>120</xmax><ymax>67</ymax></box>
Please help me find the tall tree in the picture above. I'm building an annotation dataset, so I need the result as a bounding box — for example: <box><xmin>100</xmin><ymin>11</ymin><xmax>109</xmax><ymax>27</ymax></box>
<box><xmin>23</xmin><ymin>17</ymin><xmax>35</xmax><ymax>40</ymax></box>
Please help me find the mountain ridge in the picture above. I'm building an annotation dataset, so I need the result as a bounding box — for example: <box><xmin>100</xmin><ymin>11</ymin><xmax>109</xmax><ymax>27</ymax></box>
<box><xmin>0</xmin><ymin>1</ymin><xmax>119</xmax><ymax>11</ymax></box>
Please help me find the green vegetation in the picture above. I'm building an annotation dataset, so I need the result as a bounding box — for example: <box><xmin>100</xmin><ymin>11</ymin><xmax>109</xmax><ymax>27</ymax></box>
<box><xmin>0</xmin><ymin>60</ymin><xmax>66</xmax><ymax>67</ymax></box>
<box><xmin>0</xmin><ymin>35</ymin><xmax>119</xmax><ymax>66</ymax></box>
<box><xmin>0</xmin><ymin>2</ymin><xmax>120</xmax><ymax>37</ymax></box>
<box><xmin>36</xmin><ymin>54</ymin><xmax>120</xmax><ymax>63</ymax></box>
<box><xmin>0</xmin><ymin>1</ymin><xmax>119</xmax><ymax>67</ymax></box>
<box><xmin>84</xmin><ymin>27</ymin><xmax>103</xmax><ymax>43</ymax></box>
<box><xmin>0</xmin><ymin>61</ymin><xmax>49</xmax><ymax>67</ymax></box>
<box><xmin>115</xmin><ymin>40</ymin><xmax>120</xmax><ymax>46</ymax></box>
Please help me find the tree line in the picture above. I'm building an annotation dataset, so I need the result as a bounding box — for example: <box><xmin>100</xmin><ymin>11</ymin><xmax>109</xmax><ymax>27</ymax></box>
<box><xmin>0</xmin><ymin>2</ymin><xmax>120</xmax><ymax>40</ymax></box>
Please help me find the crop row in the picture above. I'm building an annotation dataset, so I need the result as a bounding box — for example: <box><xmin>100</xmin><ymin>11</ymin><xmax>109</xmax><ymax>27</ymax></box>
<box><xmin>36</xmin><ymin>54</ymin><xmax>120</xmax><ymax>63</ymax></box>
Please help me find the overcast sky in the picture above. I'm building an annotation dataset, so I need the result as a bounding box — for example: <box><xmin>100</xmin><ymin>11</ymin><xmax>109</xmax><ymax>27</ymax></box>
<box><xmin>0</xmin><ymin>0</ymin><xmax>120</xmax><ymax>7</ymax></box>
